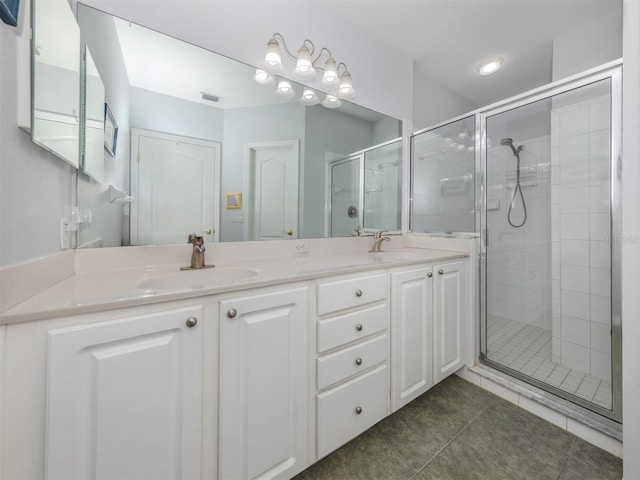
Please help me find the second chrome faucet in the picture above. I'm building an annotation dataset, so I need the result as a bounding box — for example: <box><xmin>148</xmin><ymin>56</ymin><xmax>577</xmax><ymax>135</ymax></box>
<box><xmin>181</xmin><ymin>233</ymin><xmax>214</xmax><ymax>270</ymax></box>
<box><xmin>369</xmin><ymin>231</ymin><xmax>391</xmax><ymax>253</ymax></box>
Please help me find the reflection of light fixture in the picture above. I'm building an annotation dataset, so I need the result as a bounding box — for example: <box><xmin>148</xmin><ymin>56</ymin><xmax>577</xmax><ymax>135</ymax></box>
<box><xmin>300</xmin><ymin>89</ymin><xmax>319</xmax><ymax>106</ymax></box>
<box><xmin>257</xmin><ymin>33</ymin><xmax>355</xmax><ymax>106</ymax></box>
<box><xmin>254</xmin><ymin>69</ymin><xmax>275</xmax><ymax>86</ymax></box>
<box><xmin>276</xmin><ymin>80</ymin><xmax>295</xmax><ymax>98</ymax></box>
<box><xmin>322</xmin><ymin>94</ymin><xmax>341</xmax><ymax>108</ymax></box>
<box><xmin>476</xmin><ymin>57</ymin><xmax>503</xmax><ymax>76</ymax></box>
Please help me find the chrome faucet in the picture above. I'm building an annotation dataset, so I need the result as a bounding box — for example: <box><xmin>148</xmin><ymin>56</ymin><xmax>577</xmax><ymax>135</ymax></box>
<box><xmin>369</xmin><ymin>231</ymin><xmax>391</xmax><ymax>253</ymax></box>
<box><xmin>181</xmin><ymin>233</ymin><xmax>214</xmax><ymax>270</ymax></box>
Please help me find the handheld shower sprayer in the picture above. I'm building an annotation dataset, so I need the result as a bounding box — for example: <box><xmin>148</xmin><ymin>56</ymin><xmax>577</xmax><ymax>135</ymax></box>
<box><xmin>501</xmin><ymin>138</ymin><xmax>527</xmax><ymax>228</ymax></box>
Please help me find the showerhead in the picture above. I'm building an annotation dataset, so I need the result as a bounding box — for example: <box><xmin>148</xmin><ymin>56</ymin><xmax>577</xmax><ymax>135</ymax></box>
<box><xmin>500</xmin><ymin>137</ymin><xmax>523</xmax><ymax>156</ymax></box>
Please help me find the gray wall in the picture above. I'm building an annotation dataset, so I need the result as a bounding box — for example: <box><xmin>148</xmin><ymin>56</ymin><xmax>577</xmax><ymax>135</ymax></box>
<box><xmin>0</xmin><ymin>19</ymin><xmax>75</xmax><ymax>266</ymax></box>
<box><xmin>221</xmin><ymin>102</ymin><xmax>305</xmax><ymax>241</ymax></box>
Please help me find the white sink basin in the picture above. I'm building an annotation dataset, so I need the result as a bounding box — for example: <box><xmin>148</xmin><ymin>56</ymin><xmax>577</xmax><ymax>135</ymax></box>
<box><xmin>137</xmin><ymin>267</ymin><xmax>259</xmax><ymax>291</ymax></box>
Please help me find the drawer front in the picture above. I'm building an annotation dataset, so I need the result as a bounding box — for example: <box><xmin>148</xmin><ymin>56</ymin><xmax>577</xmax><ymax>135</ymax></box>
<box><xmin>317</xmin><ymin>273</ymin><xmax>388</xmax><ymax>316</ymax></box>
<box><xmin>317</xmin><ymin>304</ymin><xmax>387</xmax><ymax>353</ymax></box>
<box><xmin>317</xmin><ymin>365</ymin><xmax>388</xmax><ymax>459</ymax></box>
<box><xmin>317</xmin><ymin>334</ymin><xmax>387</xmax><ymax>390</ymax></box>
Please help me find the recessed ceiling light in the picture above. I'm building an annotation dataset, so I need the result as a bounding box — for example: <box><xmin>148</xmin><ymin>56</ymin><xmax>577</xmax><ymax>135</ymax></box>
<box><xmin>476</xmin><ymin>57</ymin><xmax>504</xmax><ymax>76</ymax></box>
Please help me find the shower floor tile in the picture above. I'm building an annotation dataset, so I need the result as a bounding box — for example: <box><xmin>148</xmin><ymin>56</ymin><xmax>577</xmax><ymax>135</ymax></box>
<box><xmin>486</xmin><ymin>316</ymin><xmax>612</xmax><ymax>409</ymax></box>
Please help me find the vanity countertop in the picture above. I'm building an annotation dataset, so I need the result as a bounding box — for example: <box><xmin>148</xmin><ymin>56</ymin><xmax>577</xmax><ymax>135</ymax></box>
<box><xmin>0</xmin><ymin>247</ymin><xmax>468</xmax><ymax>325</ymax></box>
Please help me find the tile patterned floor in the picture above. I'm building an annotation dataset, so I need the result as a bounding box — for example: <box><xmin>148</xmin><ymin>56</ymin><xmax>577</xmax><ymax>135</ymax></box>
<box><xmin>295</xmin><ymin>376</ymin><xmax>622</xmax><ymax>480</ymax></box>
<box><xmin>486</xmin><ymin>316</ymin><xmax>612</xmax><ymax>409</ymax></box>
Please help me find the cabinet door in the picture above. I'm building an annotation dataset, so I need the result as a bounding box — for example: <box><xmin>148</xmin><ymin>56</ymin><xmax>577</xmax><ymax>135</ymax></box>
<box><xmin>46</xmin><ymin>305</ymin><xmax>203</xmax><ymax>479</ymax></box>
<box><xmin>433</xmin><ymin>261</ymin><xmax>465</xmax><ymax>383</ymax></box>
<box><xmin>219</xmin><ymin>287</ymin><xmax>308</xmax><ymax>480</ymax></box>
<box><xmin>391</xmin><ymin>267</ymin><xmax>433</xmax><ymax>411</ymax></box>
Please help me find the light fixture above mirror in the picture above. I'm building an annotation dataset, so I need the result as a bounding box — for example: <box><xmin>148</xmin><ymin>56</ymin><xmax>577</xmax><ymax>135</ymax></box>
<box><xmin>256</xmin><ymin>32</ymin><xmax>357</xmax><ymax>106</ymax></box>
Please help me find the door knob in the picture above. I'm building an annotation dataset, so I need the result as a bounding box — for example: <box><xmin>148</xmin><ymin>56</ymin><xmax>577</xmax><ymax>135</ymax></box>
<box><xmin>286</xmin><ymin>229</ymin><xmax>293</xmax><ymax>236</ymax></box>
<box><xmin>204</xmin><ymin>228</ymin><xmax>213</xmax><ymax>235</ymax></box>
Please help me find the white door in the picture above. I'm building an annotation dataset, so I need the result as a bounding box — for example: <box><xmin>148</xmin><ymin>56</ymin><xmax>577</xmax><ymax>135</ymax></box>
<box><xmin>245</xmin><ymin>140</ymin><xmax>299</xmax><ymax>240</ymax></box>
<box><xmin>433</xmin><ymin>260</ymin><xmax>465</xmax><ymax>383</ymax></box>
<box><xmin>391</xmin><ymin>267</ymin><xmax>434</xmax><ymax>411</ymax></box>
<box><xmin>219</xmin><ymin>288</ymin><xmax>308</xmax><ymax>480</ymax></box>
<box><xmin>45</xmin><ymin>306</ymin><xmax>203</xmax><ymax>479</ymax></box>
<box><xmin>131</xmin><ymin>128</ymin><xmax>221</xmax><ymax>245</ymax></box>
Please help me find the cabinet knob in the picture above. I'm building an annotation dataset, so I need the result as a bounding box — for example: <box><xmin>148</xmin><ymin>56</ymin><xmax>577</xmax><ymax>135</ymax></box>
<box><xmin>438</xmin><ymin>269</ymin><xmax>444</xmax><ymax>275</ymax></box>
<box><xmin>427</xmin><ymin>272</ymin><xmax>433</xmax><ymax>278</ymax></box>
<box><xmin>355</xmin><ymin>323</ymin><xmax>363</xmax><ymax>332</ymax></box>
<box><xmin>355</xmin><ymin>357</ymin><xmax>363</xmax><ymax>366</ymax></box>
<box><xmin>227</xmin><ymin>308</ymin><xmax>237</xmax><ymax>318</ymax></box>
<box><xmin>204</xmin><ymin>228</ymin><xmax>213</xmax><ymax>235</ymax></box>
<box><xmin>186</xmin><ymin>317</ymin><xmax>198</xmax><ymax>328</ymax></box>
<box><xmin>355</xmin><ymin>289</ymin><xmax>363</xmax><ymax>297</ymax></box>
<box><xmin>287</xmin><ymin>229</ymin><xmax>293</xmax><ymax>236</ymax></box>
<box><xmin>355</xmin><ymin>406</ymin><xmax>363</xmax><ymax>414</ymax></box>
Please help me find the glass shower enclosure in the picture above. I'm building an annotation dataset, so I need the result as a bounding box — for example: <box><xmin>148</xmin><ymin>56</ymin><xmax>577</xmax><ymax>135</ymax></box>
<box><xmin>480</xmin><ymin>66</ymin><xmax>622</xmax><ymax>422</ymax></box>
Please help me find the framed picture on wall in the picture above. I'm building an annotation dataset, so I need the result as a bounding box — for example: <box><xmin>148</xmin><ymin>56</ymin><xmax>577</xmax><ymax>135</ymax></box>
<box><xmin>225</xmin><ymin>192</ymin><xmax>242</xmax><ymax>209</ymax></box>
<box><xmin>0</xmin><ymin>0</ymin><xmax>19</xmax><ymax>26</ymax></box>
<box><xmin>104</xmin><ymin>103</ymin><xmax>118</xmax><ymax>157</ymax></box>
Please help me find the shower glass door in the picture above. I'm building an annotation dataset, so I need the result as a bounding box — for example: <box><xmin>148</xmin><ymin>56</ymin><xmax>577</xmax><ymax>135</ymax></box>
<box><xmin>481</xmin><ymin>69</ymin><xmax>621</xmax><ymax>421</ymax></box>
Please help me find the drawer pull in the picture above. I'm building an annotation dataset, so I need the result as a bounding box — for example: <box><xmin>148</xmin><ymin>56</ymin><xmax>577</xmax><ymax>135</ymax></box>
<box><xmin>227</xmin><ymin>308</ymin><xmax>237</xmax><ymax>318</ymax></box>
<box><xmin>355</xmin><ymin>323</ymin><xmax>363</xmax><ymax>332</ymax></box>
<box><xmin>439</xmin><ymin>269</ymin><xmax>444</xmax><ymax>275</ymax></box>
<box><xmin>355</xmin><ymin>406</ymin><xmax>363</xmax><ymax>414</ymax></box>
<box><xmin>355</xmin><ymin>357</ymin><xmax>363</xmax><ymax>366</ymax></box>
<box><xmin>427</xmin><ymin>272</ymin><xmax>433</xmax><ymax>278</ymax></box>
<box><xmin>186</xmin><ymin>317</ymin><xmax>198</xmax><ymax>328</ymax></box>
<box><xmin>355</xmin><ymin>289</ymin><xmax>363</xmax><ymax>297</ymax></box>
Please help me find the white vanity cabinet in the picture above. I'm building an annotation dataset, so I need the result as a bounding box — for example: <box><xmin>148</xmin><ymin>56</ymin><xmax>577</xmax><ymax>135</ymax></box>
<box><xmin>314</xmin><ymin>273</ymin><xmax>390</xmax><ymax>459</ymax></box>
<box><xmin>390</xmin><ymin>266</ymin><xmax>434</xmax><ymax>411</ymax></box>
<box><xmin>390</xmin><ymin>259</ymin><xmax>466</xmax><ymax>411</ymax></box>
<box><xmin>433</xmin><ymin>260</ymin><xmax>466</xmax><ymax>383</ymax></box>
<box><xmin>44</xmin><ymin>304</ymin><xmax>204</xmax><ymax>479</ymax></box>
<box><xmin>218</xmin><ymin>286</ymin><xmax>309</xmax><ymax>480</ymax></box>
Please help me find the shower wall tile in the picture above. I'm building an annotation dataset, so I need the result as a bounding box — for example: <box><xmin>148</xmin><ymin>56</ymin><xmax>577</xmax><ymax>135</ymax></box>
<box><xmin>561</xmin><ymin>341</ymin><xmax>590</xmax><ymax>371</ymax></box>
<box><xmin>560</xmin><ymin>240</ymin><xmax>590</xmax><ymax>266</ymax></box>
<box><xmin>590</xmin><ymin>268</ymin><xmax>611</xmax><ymax>297</ymax></box>
<box><xmin>559</xmin><ymin>108</ymin><xmax>590</xmax><ymax>137</ymax></box>
<box><xmin>560</xmin><ymin>214</ymin><xmax>590</xmax><ymax>240</ymax></box>
<box><xmin>590</xmin><ymin>295</ymin><xmax>611</xmax><ymax>325</ymax></box>
<box><xmin>560</xmin><ymin>265</ymin><xmax>590</xmax><ymax>293</ymax></box>
<box><xmin>590</xmin><ymin>350</ymin><xmax>611</xmax><ymax>383</ymax></box>
<box><xmin>589</xmin><ymin>129</ymin><xmax>610</xmax><ymax>159</ymax></box>
<box><xmin>589</xmin><ymin>185</ymin><xmax>610</xmax><ymax>213</ymax></box>
<box><xmin>590</xmin><ymin>322</ymin><xmax>611</xmax><ymax>354</ymax></box>
<box><xmin>561</xmin><ymin>290</ymin><xmax>590</xmax><ymax>321</ymax></box>
<box><xmin>590</xmin><ymin>241</ymin><xmax>610</xmax><ymax>268</ymax></box>
<box><xmin>560</xmin><ymin>187</ymin><xmax>589</xmax><ymax>213</ymax></box>
<box><xmin>561</xmin><ymin>315</ymin><xmax>590</xmax><ymax>347</ymax></box>
<box><xmin>560</xmin><ymin>134</ymin><xmax>589</xmax><ymax>163</ymax></box>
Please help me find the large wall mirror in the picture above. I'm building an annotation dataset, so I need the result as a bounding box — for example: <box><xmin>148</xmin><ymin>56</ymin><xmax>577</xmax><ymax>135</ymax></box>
<box><xmin>73</xmin><ymin>3</ymin><xmax>402</xmax><ymax>247</ymax></box>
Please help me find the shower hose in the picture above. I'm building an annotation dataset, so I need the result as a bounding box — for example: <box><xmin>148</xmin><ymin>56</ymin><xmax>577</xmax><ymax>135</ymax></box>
<box><xmin>507</xmin><ymin>157</ymin><xmax>527</xmax><ymax>228</ymax></box>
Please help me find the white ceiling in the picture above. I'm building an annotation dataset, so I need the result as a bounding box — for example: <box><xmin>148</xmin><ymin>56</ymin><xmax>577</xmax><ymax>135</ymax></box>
<box><xmin>322</xmin><ymin>0</ymin><xmax>622</xmax><ymax>107</ymax></box>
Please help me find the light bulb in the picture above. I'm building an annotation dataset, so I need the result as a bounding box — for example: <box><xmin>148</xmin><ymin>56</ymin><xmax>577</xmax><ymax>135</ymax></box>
<box><xmin>294</xmin><ymin>45</ymin><xmax>316</xmax><ymax>80</ymax></box>
<box><xmin>254</xmin><ymin>69</ymin><xmax>274</xmax><ymax>86</ymax></box>
<box><xmin>321</xmin><ymin>58</ymin><xmax>339</xmax><ymax>86</ymax></box>
<box><xmin>337</xmin><ymin>70</ymin><xmax>356</xmax><ymax>99</ymax></box>
<box><xmin>322</xmin><ymin>94</ymin><xmax>341</xmax><ymax>109</ymax></box>
<box><xmin>276</xmin><ymin>80</ymin><xmax>295</xmax><ymax>98</ymax></box>
<box><xmin>300</xmin><ymin>89</ymin><xmax>319</xmax><ymax>106</ymax></box>
<box><xmin>264</xmin><ymin>37</ymin><xmax>283</xmax><ymax>72</ymax></box>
